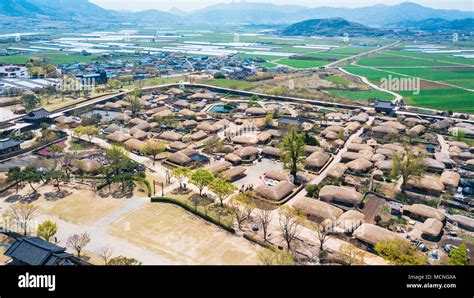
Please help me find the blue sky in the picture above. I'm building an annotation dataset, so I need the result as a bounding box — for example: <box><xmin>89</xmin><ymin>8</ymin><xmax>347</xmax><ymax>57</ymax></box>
<box><xmin>90</xmin><ymin>0</ymin><xmax>473</xmax><ymax>12</ymax></box>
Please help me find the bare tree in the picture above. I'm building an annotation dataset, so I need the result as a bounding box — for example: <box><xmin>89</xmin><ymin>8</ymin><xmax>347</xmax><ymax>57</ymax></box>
<box><xmin>4</xmin><ymin>203</ymin><xmax>38</xmax><ymax>235</ymax></box>
<box><xmin>98</xmin><ymin>246</ymin><xmax>113</xmax><ymax>265</ymax></box>
<box><xmin>67</xmin><ymin>232</ymin><xmax>91</xmax><ymax>258</ymax></box>
<box><xmin>256</xmin><ymin>209</ymin><xmax>273</xmax><ymax>241</ymax></box>
<box><xmin>229</xmin><ymin>197</ymin><xmax>246</xmax><ymax>230</ymax></box>
<box><xmin>279</xmin><ymin>206</ymin><xmax>301</xmax><ymax>252</ymax></box>
<box><xmin>340</xmin><ymin>243</ymin><xmax>365</xmax><ymax>265</ymax></box>
<box><xmin>315</xmin><ymin>223</ymin><xmax>330</xmax><ymax>252</ymax></box>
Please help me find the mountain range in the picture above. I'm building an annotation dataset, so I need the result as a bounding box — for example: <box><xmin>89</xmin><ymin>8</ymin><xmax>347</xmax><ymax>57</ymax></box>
<box><xmin>0</xmin><ymin>0</ymin><xmax>472</xmax><ymax>27</ymax></box>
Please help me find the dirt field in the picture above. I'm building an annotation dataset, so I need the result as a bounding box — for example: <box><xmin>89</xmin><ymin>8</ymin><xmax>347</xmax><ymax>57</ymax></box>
<box><xmin>108</xmin><ymin>203</ymin><xmax>259</xmax><ymax>265</ymax></box>
<box><xmin>36</xmin><ymin>186</ymin><xmax>127</xmax><ymax>225</ymax></box>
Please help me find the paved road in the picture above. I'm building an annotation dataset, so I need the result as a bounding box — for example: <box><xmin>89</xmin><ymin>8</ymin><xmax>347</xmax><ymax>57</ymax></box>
<box><xmin>338</xmin><ymin>66</ymin><xmax>403</xmax><ymax>105</ymax></box>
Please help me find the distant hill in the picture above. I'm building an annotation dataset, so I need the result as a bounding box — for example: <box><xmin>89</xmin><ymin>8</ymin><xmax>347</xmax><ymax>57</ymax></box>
<box><xmin>0</xmin><ymin>0</ymin><xmax>119</xmax><ymax>21</ymax></box>
<box><xmin>394</xmin><ymin>18</ymin><xmax>474</xmax><ymax>31</ymax></box>
<box><xmin>187</xmin><ymin>2</ymin><xmax>472</xmax><ymax>26</ymax></box>
<box><xmin>0</xmin><ymin>0</ymin><xmax>471</xmax><ymax>27</ymax></box>
<box><xmin>168</xmin><ymin>7</ymin><xmax>188</xmax><ymax>17</ymax></box>
<box><xmin>131</xmin><ymin>9</ymin><xmax>182</xmax><ymax>23</ymax></box>
<box><xmin>281</xmin><ymin>18</ymin><xmax>384</xmax><ymax>37</ymax></box>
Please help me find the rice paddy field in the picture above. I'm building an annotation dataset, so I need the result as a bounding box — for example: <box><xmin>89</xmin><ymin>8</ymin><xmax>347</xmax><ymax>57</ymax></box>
<box><xmin>343</xmin><ymin>43</ymin><xmax>474</xmax><ymax>113</ymax></box>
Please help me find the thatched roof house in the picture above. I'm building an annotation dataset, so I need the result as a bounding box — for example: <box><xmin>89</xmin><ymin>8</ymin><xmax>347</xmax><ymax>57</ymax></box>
<box><xmin>265</xmin><ymin>171</ymin><xmax>288</xmax><ymax>182</ymax></box>
<box><xmin>160</xmin><ymin>131</ymin><xmax>183</xmax><ymax>142</ymax></box>
<box><xmin>447</xmin><ymin>215</ymin><xmax>474</xmax><ymax>232</ymax></box>
<box><xmin>346</xmin><ymin>158</ymin><xmax>373</xmax><ymax>173</ymax></box>
<box><xmin>294</xmin><ymin>197</ymin><xmax>343</xmax><ymax>223</ymax></box>
<box><xmin>353</xmin><ymin>223</ymin><xmax>405</xmax><ymax>248</ymax></box>
<box><xmin>375</xmin><ymin>160</ymin><xmax>393</xmax><ymax>173</ymax></box>
<box><xmin>167</xmin><ymin>152</ymin><xmax>192</xmax><ymax>166</ymax></box>
<box><xmin>347</xmin><ymin>143</ymin><xmax>373</xmax><ymax>152</ymax></box>
<box><xmin>341</xmin><ymin>151</ymin><xmax>364</xmax><ymax>162</ymax></box>
<box><xmin>319</xmin><ymin>185</ymin><xmax>363</xmax><ymax>207</ymax></box>
<box><xmin>255</xmin><ymin>181</ymin><xmax>295</xmax><ymax>202</ymax></box>
<box><xmin>402</xmin><ymin>204</ymin><xmax>445</xmax><ymax>222</ymax></box>
<box><xmin>133</xmin><ymin>122</ymin><xmax>151</xmax><ymax>132</ymax></box>
<box><xmin>204</xmin><ymin>161</ymin><xmax>231</xmax><ymax>174</ymax></box>
<box><xmin>183</xmin><ymin>119</ymin><xmax>198</xmax><ymax>128</ymax></box>
<box><xmin>336</xmin><ymin>210</ymin><xmax>365</xmax><ymax>232</ymax></box>
<box><xmin>107</xmin><ymin>131</ymin><xmax>131</xmax><ymax>143</ymax></box>
<box><xmin>174</xmin><ymin>100</ymin><xmax>190</xmax><ymax>108</ymax></box>
<box><xmin>104</xmin><ymin>124</ymin><xmax>122</xmax><ymax>134</ymax></box>
<box><xmin>219</xmin><ymin>167</ymin><xmax>246</xmax><ymax>182</ymax></box>
<box><xmin>408</xmin><ymin>125</ymin><xmax>425</xmax><ymax>137</ymax></box>
<box><xmin>190</xmin><ymin>130</ymin><xmax>208</xmax><ymax>142</ymax></box>
<box><xmin>75</xmin><ymin>159</ymin><xmax>101</xmax><ymax>173</ymax></box>
<box><xmin>224</xmin><ymin>153</ymin><xmax>242</xmax><ymax>165</ymax></box>
<box><xmin>372</xmin><ymin>125</ymin><xmax>398</xmax><ymax>136</ymax></box>
<box><xmin>167</xmin><ymin>87</ymin><xmax>184</xmax><ymax>95</ymax></box>
<box><xmin>327</xmin><ymin>163</ymin><xmax>347</xmax><ymax>179</ymax></box>
<box><xmin>257</xmin><ymin>131</ymin><xmax>272</xmax><ymax>143</ymax></box>
<box><xmin>262</xmin><ymin>146</ymin><xmax>280</xmax><ymax>159</ymax></box>
<box><xmin>245</xmin><ymin>107</ymin><xmax>267</xmax><ymax>116</ymax></box>
<box><xmin>421</xmin><ymin>218</ymin><xmax>444</xmax><ymax>241</ymax></box>
<box><xmin>124</xmin><ymin>138</ymin><xmax>145</xmax><ymax>152</ymax></box>
<box><xmin>440</xmin><ymin>171</ymin><xmax>460</xmax><ymax>188</ymax></box>
<box><xmin>169</xmin><ymin>141</ymin><xmax>188</xmax><ymax>151</ymax></box>
<box><xmin>131</xmin><ymin>129</ymin><xmax>148</xmax><ymax>141</ymax></box>
<box><xmin>197</xmin><ymin>122</ymin><xmax>220</xmax><ymax>133</ymax></box>
<box><xmin>380</xmin><ymin>121</ymin><xmax>406</xmax><ymax>131</ymax></box>
<box><xmin>306</xmin><ymin>151</ymin><xmax>331</xmax><ymax>171</ymax></box>
<box><xmin>188</xmin><ymin>92</ymin><xmax>216</xmax><ymax>100</ymax></box>
<box><xmin>232</xmin><ymin>135</ymin><xmax>258</xmax><ymax>146</ymax></box>
<box><xmin>349</xmin><ymin>113</ymin><xmax>369</xmax><ymax>123</ymax></box>
<box><xmin>406</xmin><ymin>175</ymin><xmax>444</xmax><ymax>196</ymax></box>
<box><xmin>423</xmin><ymin>158</ymin><xmax>445</xmax><ymax>173</ymax></box>
<box><xmin>234</xmin><ymin>146</ymin><xmax>259</xmax><ymax>161</ymax></box>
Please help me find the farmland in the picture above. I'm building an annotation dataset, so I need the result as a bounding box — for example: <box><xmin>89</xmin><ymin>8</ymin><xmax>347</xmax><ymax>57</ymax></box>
<box><xmin>343</xmin><ymin>43</ymin><xmax>474</xmax><ymax>113</ymax></box>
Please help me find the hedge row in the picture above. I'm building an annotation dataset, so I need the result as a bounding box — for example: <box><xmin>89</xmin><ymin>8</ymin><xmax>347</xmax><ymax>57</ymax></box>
<box><xmin>243</xmin><ymin>233</ymin><xmax>277</xmax><ymax>251</ymax></box>
<box><xmin>151</xmin><ymin>197</ymin><xmax>235</xmax><ymax>234</ymax></box>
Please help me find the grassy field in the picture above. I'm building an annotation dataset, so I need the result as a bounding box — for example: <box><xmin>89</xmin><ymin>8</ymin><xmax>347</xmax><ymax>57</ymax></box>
<box><xmin>201</xmin><ymin>78</ymin><xmax>256</xmax><ymax>90</ymax></box>
<box><xmin>278</xmin><ymin>59</ymin><xmax>327</xmax><ymax>68</ymax></box>
<box><xmin>328</xmin><ymin>89</ymin><xmax>395</xmax><ymax>102</ymax></box>
<box><xmin>400</xmin><ymin>88</ymin><xmax>474</xmax><ymax>113</ymax></box>
<box><xmin>357</xmin><ymin>56</ymin><xmax>456</xmax><ymax>67</ymax></box>
<box><xmin>0</xmin><ymin>52</ymin><xmax>101</xmax><ymax>65</ymax></box>
<box><xmin>325</xmin><ymin>76</ymin><xmax>351</xmax><ymax>86</ymax></box>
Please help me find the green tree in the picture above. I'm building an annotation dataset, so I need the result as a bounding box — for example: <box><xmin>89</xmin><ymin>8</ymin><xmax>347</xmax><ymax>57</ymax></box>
<box><xmin>37</xmin><ymin>220</ymin><xmax>58</xmax><ymax>242</ymax></box>
<box><xmin>22</xmin><ymin>166</ymin><xmax>41</xmax><ymax>193</ymax></box>
<box><xmin>448</xmin><ymin>244</ymin><xmax>469</xmax><ymax>265</ymax></box>
<box><xmin>375</xmin><ymin>239</ymin><xmax>427</xmax><ymax>265</ymax></box>
<box><xmin>390</xmin><ymin>147</ymin><xmax>427</xmax><ymax>192</ymax></box>
<box><xmin>189</xmin><ymin>169</ymin><xmax>214</xmax><ymax>197</ymax></box>
<box><xmin>264</xmin><ymin>113</ymin><xmax>273</xmax><ymax>127</ymax></box>
<box><xmin>141</xmin><ymin>139</ymin><xmax>166</xmax><ymax>165</ymax></box>
<box><xmin>171</xmin><ymin>167</ymin><xmax>191</xmax><ymax>190</ymax></box>
<box><xmin>74</xmin><ymin>126</ymin><xmax>100</xmax><ymax>142</ymax></box>
<box><xmin>6</xmin><ymin>167</ymin><xmax>23</xmax><ymax>195</ymax></box>
<box><xmin>280</xmin><ymin>127</ymin><xmax>305</xmax><ymax>183</ymax></box>
<box><xmin>209</xmin><ymin>178</ymin><xmax>237</xmax><ymax>207</ymax></box>
<box><xmin>45</xmin><ymin>170</ymin><xmax>64</xmax><ymax>192</ymax></box>
<box><xmin>21</xmin><ymin>93</ymin><xmax>39</xmax><ymax>112</ymax></box>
